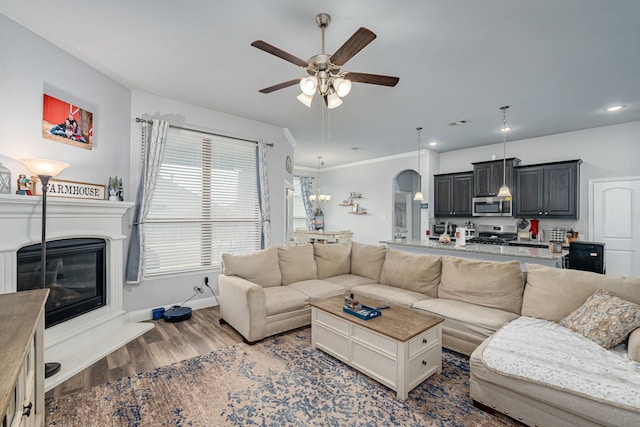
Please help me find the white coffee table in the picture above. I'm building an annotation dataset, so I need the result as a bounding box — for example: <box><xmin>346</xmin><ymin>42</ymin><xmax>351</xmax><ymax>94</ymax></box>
<box><xmin>310</xmin><ymin>295</ymin><xmax>444</xmax><ymax>400</ymax></box>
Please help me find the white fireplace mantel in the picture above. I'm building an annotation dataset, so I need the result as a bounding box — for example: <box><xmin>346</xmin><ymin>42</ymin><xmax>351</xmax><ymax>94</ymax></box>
<box><xmin>0</xmin><ymin>194</ymin><xmax>153</xmax><ymax>391</ymax></box>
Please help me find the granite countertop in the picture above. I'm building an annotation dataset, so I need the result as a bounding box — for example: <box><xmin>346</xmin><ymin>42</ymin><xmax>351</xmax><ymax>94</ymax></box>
<box><xmin>382</xmin><ymin>239</ymin><xmax>568</xmax><ymax>261</ymax></box>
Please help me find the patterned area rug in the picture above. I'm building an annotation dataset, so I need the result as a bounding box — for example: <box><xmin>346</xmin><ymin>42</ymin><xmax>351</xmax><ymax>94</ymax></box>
<box><xmin>46</xmin><ymin>328</ymin><xmax>519</xmax><ymax>426</ymax></box>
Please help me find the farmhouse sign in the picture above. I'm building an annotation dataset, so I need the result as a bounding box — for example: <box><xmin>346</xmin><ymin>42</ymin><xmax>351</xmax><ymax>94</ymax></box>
<box><xmin>34</xmin><ymin>178</ymin><xmax>105</xmax><ymax>200</ymax></box>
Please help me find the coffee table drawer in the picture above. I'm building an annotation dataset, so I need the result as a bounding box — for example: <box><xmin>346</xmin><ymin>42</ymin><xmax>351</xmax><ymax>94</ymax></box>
<box><xmin>314</xmin><ymin>323</ymin><xmax>350</xmax><ymax>363</ymax></box>
<box><xmin>352</xmin><ymin>340</ymin><xmax>397</xmax><ymax>389</ymax></box>
<box><xmin>408</xmin><ymin>346</ymin><xmax>441</xmax><ymax>389</ymax></box>
<box><xmin>408</xmin><ymin>326</ymin><xmax>440</xmax><ymax>357</ymax></box>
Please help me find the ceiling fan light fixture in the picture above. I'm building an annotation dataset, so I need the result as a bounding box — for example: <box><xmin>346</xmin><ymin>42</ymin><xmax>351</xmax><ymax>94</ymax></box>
<box><xmin>297</xmin><ymin>92</ymin><xmax>313</xmax><ymax>107</ymax></box>
<box><xmin>300</xmin><ymin>76</ymin><xmax>318</xmax><ymax>95</ymax></box>
<box><xmin>333</xmin><ymin>77</ymin><xmax>352</xmax><ymax>97</ymax></box>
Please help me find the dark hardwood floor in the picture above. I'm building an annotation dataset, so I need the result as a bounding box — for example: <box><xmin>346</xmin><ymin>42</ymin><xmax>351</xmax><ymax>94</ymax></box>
<box><xmin>46</xmin><ymin>306</ymin><xmax>243</xmax><ymax>399</ymax></box>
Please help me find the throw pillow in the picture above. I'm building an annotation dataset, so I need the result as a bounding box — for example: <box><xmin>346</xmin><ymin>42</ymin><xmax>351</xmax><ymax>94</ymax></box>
<box><xmin>278</xmin><ymin>244</ymin><xmax>318</xmax><ymax>285</ymax></box>
<box><xmin>221</xmin><ymin>247</ymin><xmax>282</xmax><ymax>288</ymax></box>
<box><xmin>560</xmin><ymin>289</ymin><xmax>640</xmax><ymax>349</ymax></box>
<box><xmin>314</xmin><ymin>242</ymin><xmax>351</xmax><ymax>279</ymax></box>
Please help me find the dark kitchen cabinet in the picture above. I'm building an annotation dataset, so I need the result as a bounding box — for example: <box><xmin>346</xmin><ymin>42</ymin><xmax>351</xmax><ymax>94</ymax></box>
<box><xmin>473</xmin><ymin>158</ymin><xmax>521</xmax><ymax>197</ymax></box>
<box><xmin>434</xmin><ymin>171</ymin><xmax>473</xmax><ymax>217</ymax></box>
<box><xmin>515</xmin><ymin>160</ymin><xmax>582</xmax><ymax>219</ymax></box>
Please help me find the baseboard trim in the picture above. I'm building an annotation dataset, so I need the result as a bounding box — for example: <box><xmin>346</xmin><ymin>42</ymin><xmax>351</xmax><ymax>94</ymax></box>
<box><xmin>127</xmin><ymin>297</ymin><xmax>219</xmax><ymax>322</ymax></box>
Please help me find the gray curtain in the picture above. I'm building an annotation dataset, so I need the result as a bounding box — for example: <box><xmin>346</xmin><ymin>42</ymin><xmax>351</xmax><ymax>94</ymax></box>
<box><xmin>299</xmin><ymin>176</ymin><xmax>315</xmax><ymax>230</ymax></box>
<box><xmin>257</xmin><ymin>141</ymin><xmax>271</xmax><ymax>248</ymax></box>
<box><xmin>126</xmin><ymin>120</ymin><xmax>169</xmax><ymax>284</ymax></box>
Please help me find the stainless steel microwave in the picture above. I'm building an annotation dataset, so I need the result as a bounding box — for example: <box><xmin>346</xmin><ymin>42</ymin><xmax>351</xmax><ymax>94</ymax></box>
<box><xmin>472</xmin><ymin>196</ymin><xmax>513</xmax><ymax>217</ymax></box>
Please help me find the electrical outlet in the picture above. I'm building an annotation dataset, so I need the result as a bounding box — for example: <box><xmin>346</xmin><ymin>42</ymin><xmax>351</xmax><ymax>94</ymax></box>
<box><xmin>193</xmin><ymin>285</ymin><xmax>204</xmax><ymax>293</ymax></box>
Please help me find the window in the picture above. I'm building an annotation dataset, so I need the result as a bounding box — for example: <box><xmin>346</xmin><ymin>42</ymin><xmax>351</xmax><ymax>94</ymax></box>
<box><xmin>144</xmin><ymin>127</ymin><xmax>260</xmax><ymax>276</ymax></box>
<box><xmin>293</xmin><ymin>177</ymin><xmax>308</xmax><ymax>230</ymax></box>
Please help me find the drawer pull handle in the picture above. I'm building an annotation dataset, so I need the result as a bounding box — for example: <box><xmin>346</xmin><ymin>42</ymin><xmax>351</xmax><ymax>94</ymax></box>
<box><xmin>23</xmin><ymin>402</ymin><xmax>32</xmax><ymax>417</ymax></box>
<box><xmin>422</xmin><ymin>338</ymin><xmax>428</xmax><ymax>344</ymax></box>
<box><xmin>422</xmin><ymin>360</ymin><xmax>427</xmax><ymax>366</ymax></box>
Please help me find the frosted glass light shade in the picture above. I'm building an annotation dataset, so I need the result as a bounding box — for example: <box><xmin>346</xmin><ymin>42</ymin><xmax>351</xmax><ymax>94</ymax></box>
<box><xmin>297</xmin><ymin>92</ymin><xmax>313</xmax><ymax>107</ymax></box>
<box><xmin>497</xmin><ymin>185</ymin><xmax>512</xmax><ymax>198</ymax></box>
<box><xmin>333</xmin><ymin>78</ymin><xmax>352</xmax><ymax>97</ymax></box>
<box><xmin>299</xmin><ymin>76</ymin><xmax>318</xmax><ymax>96</ymax></box>
<box><xmin>414</xmin><ymin>191</ymin><xmax>424</xmax><ymax>201</ymax></box>
<box><xmin>20</xmin><ymin>158</ymin><xmax>70</xmax><ymax>177</ymax></box>
<box><xmin>326</xmin><ymin>92</ymin><xmax>343</xmax><ymax>109</ymax></box>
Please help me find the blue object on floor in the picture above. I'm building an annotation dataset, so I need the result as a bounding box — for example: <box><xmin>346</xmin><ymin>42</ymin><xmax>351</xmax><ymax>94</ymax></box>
<box><xmin>152</xmin><ymin>307</ymin><xmax>165</xmax><ymax>320</ymax></box>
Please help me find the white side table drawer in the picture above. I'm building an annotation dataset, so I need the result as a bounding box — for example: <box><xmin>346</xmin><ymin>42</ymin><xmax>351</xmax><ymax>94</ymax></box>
<box><xmin>408</xmin><ymin>326</ymin><xmax>440</xmax><ymax>357</ymax></box>
<box><xmin>408</xmin><ymin>346</ymin><xmax>441</xmax><ymax>390</ymax></box>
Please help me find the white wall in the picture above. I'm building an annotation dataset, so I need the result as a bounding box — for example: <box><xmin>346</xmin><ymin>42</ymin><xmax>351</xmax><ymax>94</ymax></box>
<box><xmin>316</xmin><ymin>151</ymin><xmax>436</xmax><ymax>245</ymax></box>
<box><xmin>126</xmin><ymin>91</ymin><xmax>293</xmax><ymax>311</ymax></box>
<box><xmin>0</xmin><ymin>14</ymin><xmax>131</xmax><ymax>196</ymax></box>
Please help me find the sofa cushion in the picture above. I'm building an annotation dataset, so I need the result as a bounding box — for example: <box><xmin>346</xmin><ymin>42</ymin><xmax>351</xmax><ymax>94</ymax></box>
<box><xmin>263</xmin><ymin>286</ymin><xmax>309</xmax><ymax>316</ymax></box>
<box><xmin>438</xmin><ymin>257</ymin><xmax>524</xmax><ymax>314</ymax></box>
<box><xmin>350</xmin><ymin>242</ymin><xmax>386</xmax><ymax>281</ymax></box>
<box><xmin>278</xmin><ymin>244</ymin><xmax>317</xmax><ymax>285</ymax></box>
<box><xmin>287</xmin><ymin>279</ymin><xmax>346</xmax><ymax>301</ymax></box>
<box><xmin>314</xmin><ymin>242</ymin><xmax>351</xmax><ymax>279</ymax></box>
<box><xmin>413</xmin><ymin>298</ymin><xmax>519</xmax><ymax>338</ymax></box>
<box><xmin>559</xmin><ymin>289</ymin><xmax>640</xmax><ymax>349</ymax></box>
<box><xmin>521</xmin><ymin>263</ymin><xmax>640</xmax><ymax>322</ymax></box>
<box><xmin>221</xmin><ymin>246</ymin><xmax>281</xmax><ymax>288</ymax></box>
<box><xmin>351</xmin><ymin>284</ymin><xmax>432</xmax><ymax>307</ymax></box>
<box><xmin>323</xmin><ymin>274</ymin><xmax>378</xmax><ymax>291</ymax></box>
<box><xmin>379</xmin><ymin>249</ymin><xmax>441</xmax><ymax>296</ymax></box>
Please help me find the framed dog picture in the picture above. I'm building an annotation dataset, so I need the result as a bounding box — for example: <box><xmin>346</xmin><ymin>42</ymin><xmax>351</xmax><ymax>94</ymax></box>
<box><xmin>42</xmin><ymin>94</ymin><xmax>93</xmax><ymax>150</ymax></box>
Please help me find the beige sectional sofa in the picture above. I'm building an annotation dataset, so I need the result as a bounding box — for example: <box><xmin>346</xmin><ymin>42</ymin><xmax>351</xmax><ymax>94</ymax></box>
<box><xmin>218</xmin><ymin>241</ymin><xmax>640</xmax><ymax>426</ymax></box>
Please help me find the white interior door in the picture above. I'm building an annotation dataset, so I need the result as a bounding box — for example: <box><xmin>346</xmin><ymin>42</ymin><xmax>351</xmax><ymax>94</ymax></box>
<box><xmin>590</xmin><ymin>177</ymin><xmax>640</xmax><ymax>277</ymax></box>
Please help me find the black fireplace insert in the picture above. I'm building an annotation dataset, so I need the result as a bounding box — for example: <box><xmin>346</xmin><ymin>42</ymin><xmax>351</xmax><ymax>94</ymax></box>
<box><xmin>17</xmin><ymin>238</ymin><xmax>106</xmax><ymax>328</ymax></box>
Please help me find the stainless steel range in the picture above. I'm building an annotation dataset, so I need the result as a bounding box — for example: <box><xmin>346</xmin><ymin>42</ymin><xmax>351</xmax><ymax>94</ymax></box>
<box><xmin>470</xmin><ymin>225</ymin><xmax>518</xmax><ymax>245</ymax></box>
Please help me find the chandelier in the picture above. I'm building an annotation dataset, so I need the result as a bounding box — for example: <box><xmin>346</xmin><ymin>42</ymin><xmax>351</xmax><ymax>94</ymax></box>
<box><xmin>309</xmin><ymin>156</ymin><xmax>331</xmax><ymax>202</ymax></box>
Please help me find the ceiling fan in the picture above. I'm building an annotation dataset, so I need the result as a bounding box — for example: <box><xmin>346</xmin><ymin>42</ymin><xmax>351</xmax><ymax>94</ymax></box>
<box><xmin>251</xmin><ymin>13</ymin><xmax>400</xmax><ymax>109</ymax></box>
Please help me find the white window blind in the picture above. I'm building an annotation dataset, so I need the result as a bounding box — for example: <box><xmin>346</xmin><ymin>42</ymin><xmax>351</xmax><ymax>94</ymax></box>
<box><xmin>144</xmin><ymin>127</ymin><xmax>260</xmax><ymax>276</ymax></box>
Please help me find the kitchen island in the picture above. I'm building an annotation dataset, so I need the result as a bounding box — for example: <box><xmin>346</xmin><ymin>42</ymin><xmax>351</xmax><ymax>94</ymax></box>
<box><xmin>381</xmin><ymin>239</ymin><xmax>567</xmax><ymax>268</ymax></box>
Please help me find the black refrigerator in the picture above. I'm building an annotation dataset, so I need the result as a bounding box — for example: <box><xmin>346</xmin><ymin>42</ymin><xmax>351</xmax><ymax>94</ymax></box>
<box><xmin>568</xmin><ymin>241</ymin><xmax>606</xmax><ymax>274</ymax></box>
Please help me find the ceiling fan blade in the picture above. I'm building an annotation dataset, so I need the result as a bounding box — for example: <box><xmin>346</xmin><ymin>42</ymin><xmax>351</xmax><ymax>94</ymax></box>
<box><xmin>346</xmin><ymin>72</ymin><xmax>399</xmax><ymax>87</ymax></box>
<box><xmin>258</xmin><ymin>78</ymin><xmax>301</xmax><ymax>94</ymax></box>
<box><xmin>251</xmin><ymin>40</ymin><xmax>309</xmax><ymax>68</ymax></box>
<box><xmin>329</xmin><ymin>27</ymin><xmax>377</xmax><ymax>67</ymax></box>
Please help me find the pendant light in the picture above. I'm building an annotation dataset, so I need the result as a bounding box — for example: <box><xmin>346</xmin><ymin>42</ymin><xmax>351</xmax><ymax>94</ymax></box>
<box><xmin>414</xmin><ymin>127</ymin><xmax>424</xmax><ymax>201</ymax></box>
<box><xmin>309</xmin><ymin>156</ymin><xmax>331</xmax><ymax>202</ymax></box>
<box><xmin>497</xmin><ymin>106</ymin><xmax>512</xmax><ymax>198</ymax></box>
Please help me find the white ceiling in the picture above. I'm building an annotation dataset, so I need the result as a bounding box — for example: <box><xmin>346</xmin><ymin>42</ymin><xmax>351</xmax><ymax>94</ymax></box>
<box><xmin>2</xmin><ymin>0</ymin><xmax>639</xmax><ymax>167</ymax></box>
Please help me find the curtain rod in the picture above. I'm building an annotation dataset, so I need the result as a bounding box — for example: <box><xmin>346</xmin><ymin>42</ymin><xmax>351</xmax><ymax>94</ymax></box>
<box><xmin>135</xmin><ymin>117</ymin><xmax>274</xmax><ymax>147</ymax></box>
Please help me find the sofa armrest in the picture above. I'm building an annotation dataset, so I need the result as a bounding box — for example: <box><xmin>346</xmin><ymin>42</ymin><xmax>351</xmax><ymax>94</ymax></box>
<box><xmin>218</xmin><ymin>274</ymin><xmax>267</xmax><ymax>342</ymax></box>
<box><xmin>628</xmin><ymin>328</ymin><xmax>640</xmax><ymax>363</ymax></box>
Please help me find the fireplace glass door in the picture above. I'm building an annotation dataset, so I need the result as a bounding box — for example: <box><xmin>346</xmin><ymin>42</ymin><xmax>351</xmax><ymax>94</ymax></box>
<box><xmin>17</xmin><ymin>238</ymin><xmax>106</xmax><ymax>328</ymax></box>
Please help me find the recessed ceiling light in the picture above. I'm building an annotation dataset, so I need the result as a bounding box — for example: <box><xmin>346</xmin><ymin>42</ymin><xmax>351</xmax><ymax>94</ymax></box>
<box><xmin>350</xmin><ymin>146</ymin><xmax>362</xmax><ymax>151</ymax></box>
<box><xmin>448</xmin><ymin>120</ymin><xmax>468</xmax><ymax>126</ymax></box>
<box><xmin>428</xmin><ymin>141</ymin><xmax>438</xmax><ymax>146</ymax></box>
<box><xmin>605</xmin><ymin>105</ymin><xmax>625</xmax><ymax>112</ymax></box>
<box><xmin>500</xmin><ymin>126</ymin><xmax>512</xmax><ymax>132</ymax></box>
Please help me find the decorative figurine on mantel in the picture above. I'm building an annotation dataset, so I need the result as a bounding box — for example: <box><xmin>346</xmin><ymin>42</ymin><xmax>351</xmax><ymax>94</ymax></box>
<box><xmin>16</xmin><ymin>174</ymin><xmax>33</xmax><ymax>195</ymax></box>
<box><xmin>108</xmin><ymin>176</ymin><xmax>122</xmax><ymax>201</ymax></box>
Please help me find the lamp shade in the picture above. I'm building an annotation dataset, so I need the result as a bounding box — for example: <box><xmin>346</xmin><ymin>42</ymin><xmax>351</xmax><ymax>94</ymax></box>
<box><xmin>333</xmin><ymin>77</ymin><xmax>352</xmax><ymax>97</ymax></box>
<box><xmin>20</xmin><ymin>158</ymin><xmax>70</xmax><ymax>177</ymax></box>
<box><xmin>414</xmin><ymin>191</ymin><xmax>424</xmax><ymax>201</ymax></box>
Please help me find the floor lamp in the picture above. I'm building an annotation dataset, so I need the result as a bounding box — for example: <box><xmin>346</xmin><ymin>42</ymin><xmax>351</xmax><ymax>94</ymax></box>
<box><xmin>20</xmin><ymin>158</ymin><xmax>70</xmax><ymax>378</ymax></box>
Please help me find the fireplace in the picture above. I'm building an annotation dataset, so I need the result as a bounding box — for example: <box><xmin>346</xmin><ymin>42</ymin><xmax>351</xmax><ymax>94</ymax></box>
<box><xmin>0</xmin><ymin>194</ymin><xmax>153</xmax><ymax>391</ymax></box>
<box><xmin>17</xmin><ymin>238</ymin><xmax>106</xmax><ymax>328</ymax></box>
